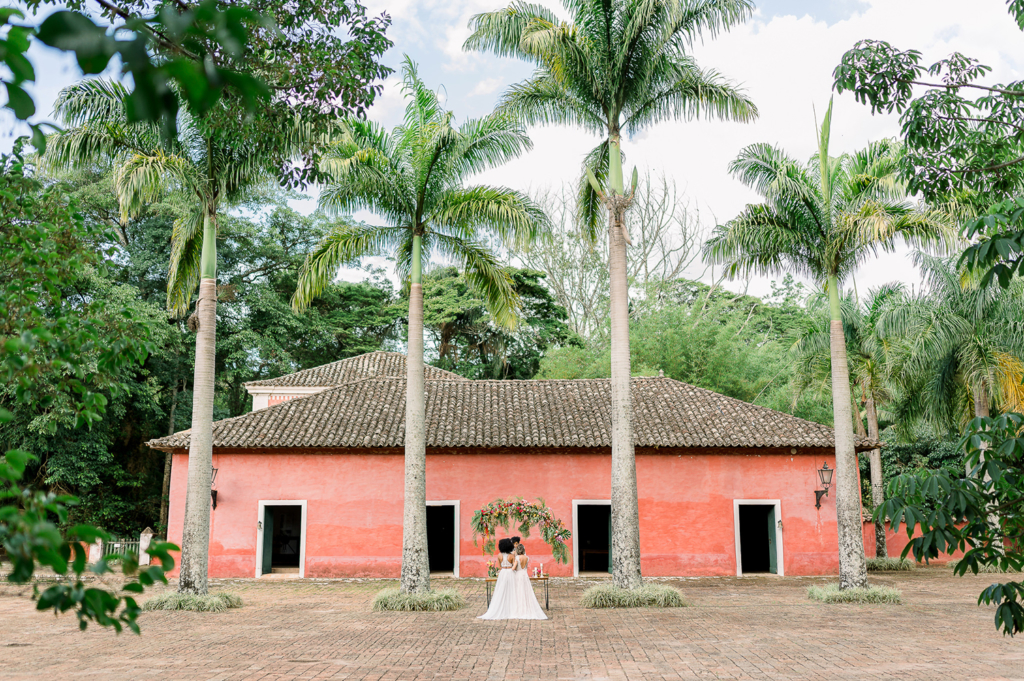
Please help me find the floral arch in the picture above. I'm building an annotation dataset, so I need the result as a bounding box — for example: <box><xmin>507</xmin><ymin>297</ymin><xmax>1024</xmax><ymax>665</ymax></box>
<box><xmin>470</xmin><ymin>498</ymin><xmax>572</xmax><ymax>564</ymax></box>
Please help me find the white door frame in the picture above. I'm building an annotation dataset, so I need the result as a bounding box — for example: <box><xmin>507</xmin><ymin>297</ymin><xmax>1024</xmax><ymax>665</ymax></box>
<box><xmin>733</xmin><ymin>499</ymin><xmax>784</xmax><ymax>577</ymax></box>
<box><xmin>426</xmin><ymin>500</ymin><xmax>461</xmax><ymax>577</ymax></box>
<box><xmin>572</xmin><ymin>499</ymin><xmax>611</xmax><ymax>577</ymax></box>
<box><xmin>255</xmin><ymin>500</ymin><xmax>308</xmax><ymax>578</ymax></box>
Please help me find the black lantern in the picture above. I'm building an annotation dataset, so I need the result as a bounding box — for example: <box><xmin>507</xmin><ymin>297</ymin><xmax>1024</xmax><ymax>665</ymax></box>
<box><xmin>815</xmin><ymin>462</ymin><xmax>832</xmax><ymax>509</ymax></box>
<box><xmin>211</xmin><ymin>466</ymin><xmax>219</xmax><ymax>510</ymax></box>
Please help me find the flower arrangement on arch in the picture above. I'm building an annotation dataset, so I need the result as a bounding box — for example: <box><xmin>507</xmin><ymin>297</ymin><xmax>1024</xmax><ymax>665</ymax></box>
<box><xmin>471</xmin><ymin>497</ymin><xmax>572</xmax><ymax>564</ymax></box>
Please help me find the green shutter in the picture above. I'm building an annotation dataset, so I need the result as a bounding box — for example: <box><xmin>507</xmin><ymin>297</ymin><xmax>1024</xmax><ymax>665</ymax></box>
<box><xmin>261</xmin><ymin>506</ymin><xmax>274</xmax><ymax>575</ymax></box>
<box><xmin>767</xmin><ymin>506</ymin><xmax>778</xmax><ymax>574</ymax></box>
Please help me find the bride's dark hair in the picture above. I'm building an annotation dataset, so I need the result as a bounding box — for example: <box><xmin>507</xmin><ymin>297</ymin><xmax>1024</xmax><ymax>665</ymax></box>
<box><xmin>497</xmin><ymin>538</ymin><xmax>515</xmax><ymax>553</ymax></box>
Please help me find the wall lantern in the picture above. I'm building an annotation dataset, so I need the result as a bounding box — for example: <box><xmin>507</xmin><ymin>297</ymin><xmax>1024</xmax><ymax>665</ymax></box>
<box><xmin>815</xmin><ymin>462</ymin><xmax>833</xmax><ymax>509</ymax></box>
<box><xmin>211</xmin><ymin>466</ymin><xmax>219</xmax><ymax>510</ymax></box>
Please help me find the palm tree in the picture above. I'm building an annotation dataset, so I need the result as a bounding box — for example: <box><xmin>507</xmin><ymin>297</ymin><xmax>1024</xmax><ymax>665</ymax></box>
<box><xmin>291</xmin><ymin>58</ymin><xmax>546</xmax><ymax>594</ymax></box>
<box><xmin>792</xmin><ymin>284</ymin><xmax>906</xmax><ymax>558</ymax></box>
<box><xmin>465</xmin><ymin>0</ymin><xmax>758</xmax><ymax>590</ymax></box>
<box><xmin>46</xmin><ymin>79</ymin><xmax>304</xmax><ymax>595</ymax></box>
<box><xmin>705</xmin><ymin>101</ymin><xmax>956</xmax><ymax>589</ymax></box>
<box><xmin>879</xmin><ymin>253</ymin><xmax>1024</xmax><ymax>444</ymax></box>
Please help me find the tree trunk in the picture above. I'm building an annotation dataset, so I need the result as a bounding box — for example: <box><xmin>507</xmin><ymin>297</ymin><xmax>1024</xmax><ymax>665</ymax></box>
<box><xmin>853</xmin><ymin>392</ymin><xmax>867</xmax><ymax>439</ymax></box>
<box><xmin>178</xmin><ymin>213</ymin><xmax>217</xmax><ymax>595</ymax></box>
<box><xmin>400</xmin><ymin>233</ymin><xmax>430</xmax><ymax>594</ymax></box>
<box><xmin>971</xmin><ymin>381</ymin><xmax>990</xmax><ymax>476</ymax></box>
<box><xmin>607</xmin><ymin>133</ymin><xmax>643</xmax><ymax>590</ymax></box>
<box><xmin>827</xmin><ymin>276</ymin><xmax>868</xmax><ymax>589</ymax></box>
<box><xmin>158</xmin><ymin>381</ymin><xmax>179</xmax><ymax>535</ymax></box>
<box><xmin>865</xmin><ymin>392</ymin><xmax>886</xmax><ymax>558</ymax></box>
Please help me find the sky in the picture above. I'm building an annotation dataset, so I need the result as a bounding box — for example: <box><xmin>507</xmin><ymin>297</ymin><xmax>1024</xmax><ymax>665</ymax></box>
<box><xmin>11</xmin><ymin>0</ymin><xmax>1024</xmax><ymax>298</ymax></box>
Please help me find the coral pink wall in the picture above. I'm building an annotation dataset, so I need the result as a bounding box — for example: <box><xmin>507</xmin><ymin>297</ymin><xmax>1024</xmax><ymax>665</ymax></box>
<box><xmin>166</xmin><ymin>447</ymin><xmax>843</xmax><ymax>579</ymax></box>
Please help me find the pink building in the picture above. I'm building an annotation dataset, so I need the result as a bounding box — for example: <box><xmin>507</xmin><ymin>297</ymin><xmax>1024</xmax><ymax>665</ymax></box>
<box><xmin>148</xmin><ymin>352</ymin><xmax>877</xmax><ymax>579</ymax></box>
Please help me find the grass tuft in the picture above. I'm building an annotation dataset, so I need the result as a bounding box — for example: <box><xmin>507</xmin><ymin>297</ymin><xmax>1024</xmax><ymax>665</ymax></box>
<box><xmin>866</xmin><ymin>557</ymin><xmax>915</xmax><ymax>571</ymax></box>
<box><xmin>807</xmin><ymin>583</ymin><xmax>902</xmax><ymax>604</ymax></box>
<box><xmin>580</xmin><ymin>584</ymin><xmax>687</xmax><ymax>609</ymax></box>
<box><xmin>372</xmin><ymin>588</ymin><xmax>466</xmax><ymax>612</ymax></box>
<box><xmin>142</xmin><ymin>592</ymin><xmax>243</xmax><ymax>613</ymax></box>
<box><xmin>948</xmin><ymin>559</ymin><xmax>1021</xmax><ymax>574</ymax></box>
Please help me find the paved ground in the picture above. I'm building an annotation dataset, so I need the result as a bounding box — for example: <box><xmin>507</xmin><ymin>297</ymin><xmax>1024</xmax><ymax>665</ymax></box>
<box><xmin>1</xmin><ymin>567</ymin><xmax>1021</xmax><ymax>680</ymax></box>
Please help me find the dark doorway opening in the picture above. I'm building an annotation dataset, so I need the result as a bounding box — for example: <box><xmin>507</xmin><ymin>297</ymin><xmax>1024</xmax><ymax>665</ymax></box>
<box><xmin>261</xmin><ymin>505</ymin><xmax>302</xmax><ymax>574</ymax></box>
<box><xmin>577</xmin><ymin>504</ymin><xmax>611</xmax><ymax>573</ymax></box>
<box><xmin>738</xmin><ymin>504</ymin><xmax>777</xmax><ymax>574</ymax></box>
<box><xmin>426</xmin><ymin>505</ymin><xmax>455</xmax><ymax>573</ymax></box>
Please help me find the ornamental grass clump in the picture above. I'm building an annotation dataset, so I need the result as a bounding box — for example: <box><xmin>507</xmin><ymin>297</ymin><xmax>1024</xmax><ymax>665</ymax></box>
<box><xmin>142</xmin><ymin>592</ymin><xmax>243</xmax><ymax>612</ymax></box>
<box><xmin>372</xmin><ymin>588</ymin><xmax>466</xmax><ymax>612</ymax></box>
<box><xmin>807</xmin><ymin>583</ymin><xmax>902</xmax><ymax>604</ymax></box>
<box><xmin>580</xmin><ymin>584</ymin><xmax>687</xmax><ymax>609</ymax></box>
<box><xmin>866</xmin><ymin>557</ymin><xmax>915</xmax><ymax>571</ymax></box>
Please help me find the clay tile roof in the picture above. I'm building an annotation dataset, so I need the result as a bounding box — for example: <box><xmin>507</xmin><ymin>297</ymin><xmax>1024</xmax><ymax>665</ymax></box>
<box><xmin>243</xmin><ymin>351</ymin><xmax>465</xmax><ymax>388</ymax></box>
<box><xmin>148</xmin><ymin>375</ymin><xmax>878</xmax><ymax>452</ymax></box>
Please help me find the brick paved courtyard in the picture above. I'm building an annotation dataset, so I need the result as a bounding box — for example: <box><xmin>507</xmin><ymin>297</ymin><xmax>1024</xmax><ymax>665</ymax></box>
<box><xmin>1</xmin><ymin>567</ymin><xmax>1021</xmax><ymax>680</ymax></box>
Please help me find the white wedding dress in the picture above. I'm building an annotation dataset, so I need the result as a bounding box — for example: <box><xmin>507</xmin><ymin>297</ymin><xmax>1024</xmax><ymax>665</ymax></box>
<box><xmin>478</xmin><ymin>553</ymin><xmax>547</xmax><ymax>620</ymax></box>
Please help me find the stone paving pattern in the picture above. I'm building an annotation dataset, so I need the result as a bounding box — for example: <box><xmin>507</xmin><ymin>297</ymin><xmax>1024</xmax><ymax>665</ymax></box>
<box><xmin>1</xmin><ymin>568</ymin><xmax>1021</xmax><ymax>680</ymax></box>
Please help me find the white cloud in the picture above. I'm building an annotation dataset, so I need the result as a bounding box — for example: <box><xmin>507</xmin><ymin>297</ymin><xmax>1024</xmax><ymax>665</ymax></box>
<box><xmin>470</xmin><ymin>77</ymin><xmax>502</xmax><ymax>96</ymax></box>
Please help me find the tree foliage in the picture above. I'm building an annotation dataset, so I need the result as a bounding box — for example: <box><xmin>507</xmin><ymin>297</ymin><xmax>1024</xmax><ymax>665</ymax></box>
<box><xmin>882</xmin><ymin>414</ymin><xmax>1024</xmax><ymax>635</ymax></box>
<box><xmin>421</xmin><ymin>267</ymin><xmax>578</xmax><ymax>380</ymax></box>
<box><xmin>0</xmin><ymin>148</ymin><xmax>177</xmax><ymax>633</ymax></box>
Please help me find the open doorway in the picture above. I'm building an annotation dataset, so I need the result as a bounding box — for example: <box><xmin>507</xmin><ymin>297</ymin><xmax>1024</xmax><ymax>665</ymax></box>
<box><xmin>574</xmin><ymin>501</ymin><xmax>611</xmax><ymax>575</ymax></box>
<box><xmin>734</xmin><ymin>501</ymin><xmax>782</xmax><ymax>576</ymax></box>
<box><xmin>257</xmin><ymin>501</ymin><xmax>306</xmax><ymax>577</ymax></box>
<box><xmin>426</xmin><ymin>501</ymin><xmax>460</xmax><ymax>576</ymax></box>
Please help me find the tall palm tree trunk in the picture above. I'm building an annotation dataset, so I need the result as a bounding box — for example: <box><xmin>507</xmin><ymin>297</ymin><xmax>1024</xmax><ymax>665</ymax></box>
<box><xmin>401</xmin><ymin>233</ymin><xmax>431</xmax><ymax>594</ymax></box>
<box><xmin>827</xmin><ymin>277</ymin><xmax>868</xmax><ymax>589</ymax></box>
<box><xmin>607</xmin><ymin>134</ymin><xmax>643</xmax><ymax>590</ymax></box>
<box><xmin>864</xmin><ymin>393</ymin><xmax>886</xmax><ymax>558</ymax></box>
<box><xmin>178</xmin><ymin>213</ymin><xmax>217</xmax><ymax>595</ymax></box>
<box><xmin>158</xmin><ymin>380</ymin><xmax>179</xmax><ymax>535</ymax></box>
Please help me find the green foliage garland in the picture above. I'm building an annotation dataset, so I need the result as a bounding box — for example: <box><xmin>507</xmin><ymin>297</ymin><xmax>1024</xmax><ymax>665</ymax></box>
<box><xmin>471</xmin><ymin>498</ymin><xmax>571</xmax><ymax>564</ymax></box>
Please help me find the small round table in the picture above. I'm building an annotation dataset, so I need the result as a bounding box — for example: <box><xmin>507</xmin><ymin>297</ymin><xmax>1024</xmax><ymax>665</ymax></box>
<box><xmin>484</xmin><ymin>576</ymin><xmax>550</xmax><ymax>610</ymax></box>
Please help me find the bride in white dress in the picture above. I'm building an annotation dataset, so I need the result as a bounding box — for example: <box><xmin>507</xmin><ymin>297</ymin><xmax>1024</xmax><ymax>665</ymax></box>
<box><xmin>478</xmin><ymin>539</ymin><xmax>547</xmax><ymax>620</ymax></box>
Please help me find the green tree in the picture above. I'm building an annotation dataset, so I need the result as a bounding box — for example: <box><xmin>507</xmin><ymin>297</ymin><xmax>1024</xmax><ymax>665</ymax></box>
<box><xmin>878</xmin><ymin>254</ymin><xmax>1024</xmax><ymax>439</ymax></box>
<box><xmin>422</xmin><ymin>267</ymin><xmax>578</xmax><ymax>379</ymax></box>
<box><xmin>45</xmin><ymin>0</ymin><xmax>390</xmax><ymax>596</ymax></box>
<box><xmin>0</xmin><ymin>147</ymin><xmax>176</xmax><ymax>633</ymax></box>
<box><xmin>291</xmin><ymin>58</ymin><xmax>545</xmax><ymax>594</ymax></box>
<box><xmin>704</xmin><ymin>102</ymin><xmax>955</xmax><ymax>589</ymax></box>
<box><xmin>465</xmin><ymin>0</ymin><xmax>758</xmax><ymax>590</ymax></box>
<box><xmin>834</xmin><ymin>0</ymin><xmax>1024</xmax><ymax>288</ymax></box>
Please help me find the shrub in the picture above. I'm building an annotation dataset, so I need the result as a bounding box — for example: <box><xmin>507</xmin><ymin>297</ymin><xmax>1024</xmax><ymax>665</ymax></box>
<box><xmin>866</xmin><ymin>557</ymin><xmax>915</xmax><ymax>571</ymax></box>
<box><xmin>142</xmin><ymin>592</ymin><xmax>243</xmax><ymax>612</ymax></box>
<box><xmin>372</xmin><ymin>588</ymin><xmax>466</xmax><ymax>612</ymax></box>
<box><xmin>948</xmin><ymin>559</ymin><xmax>1021</xmax><ymax>574</ymax></box>
<box><xmin>580</xmin><ymin>584</ymin><xmax>687</xmax><ymax>609</ymax></box>
<box><xmin>807</xmin><ymin>583</ymin><xmax>902</xmax><ymax>604</ymax></box>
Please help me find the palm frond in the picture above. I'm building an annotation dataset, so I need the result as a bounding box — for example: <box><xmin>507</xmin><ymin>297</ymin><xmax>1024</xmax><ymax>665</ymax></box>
<box><xmin>115</xmin><ymin>151</ymin><xmax>207</xmax><ymax>221</ymax></box>
<box><xmin>430</xmin><ymin>185</ymin><xmax>548</xmax><ymax>251</ymax></box>
<box><xmin>167</xmin><ymin>207</ymin><xmax>205</xmax><ymax>317</ymax></box>
<box><xmin>431</xmin><ymin>232</ymin><xmax>521</xmax><ymax>330</ymax></box>
<box><xmin>577</xmin><ymin>140</ymin><xmax>611</xmax><ymax>241</ymax></box>
<box><xmin>623</xmin><ymin>58</ymin><xmax>758</xmax><ymax>134</ymax></box>
<box><xmin>463</xmin><ymin>2</ymin><xmax>563</xmax><ymax>62</ymax></box>
<box><xmin>292</xmin><ymin>223</ymin><xmax>409</xmax><ymax>311</ymax></box>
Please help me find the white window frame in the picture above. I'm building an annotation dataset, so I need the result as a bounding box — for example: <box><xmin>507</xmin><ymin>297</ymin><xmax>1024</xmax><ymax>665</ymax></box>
<box><xmin>572</xmin><ymin>499</ymin><xmax>611</xmax><ymax>577</ymax></box>
<box><xmin>426</xmin><ymin>500</ymin><xmax>461</xmax><ymax>578</ymax></box>
<box><xmin>255</xmin><ymin>500</ymin><xmax>308</xmax><ymax>578</ymax></box>
<box><xmin>733</xmin><ymin>499</ymin><xmax>784</xmax><ymax>577</ymax></box>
